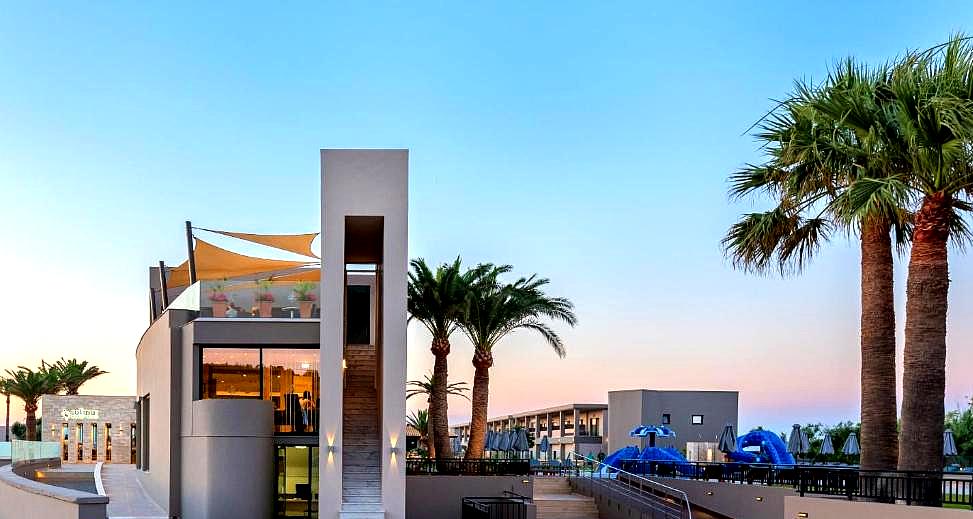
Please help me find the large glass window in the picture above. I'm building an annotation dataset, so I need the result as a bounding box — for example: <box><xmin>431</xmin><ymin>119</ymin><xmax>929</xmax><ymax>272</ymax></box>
<box><xmin>76</xmin><ymin>424</ymin><xmax>83</xmax><ymax>461</ymax></box>
<box><xmin>276</xmin><ymin>446</ymin><xmax>319</xmax><ymax>518</ymax></box>
<box><xmin>199</xmin><ymin>346</ymin><xmax>320</xmax><ymax>434</ymax></box>
<box><xmin>264</xmin><ymin>349</ymin><xmax>320</xmax><ymax>434</ymax></box>
<box><xmin>201</xmin><ymin>348</ymin><xmax>261</xmax><ymax>399</ymax></box>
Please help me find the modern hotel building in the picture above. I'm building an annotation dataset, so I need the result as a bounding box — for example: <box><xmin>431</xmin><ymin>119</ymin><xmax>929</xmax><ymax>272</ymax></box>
<box><xmin>451</xmin><ymin>403</ymin><xmax>608</xmax><ymax>460</ymax></box>
<box><xmin>135</xmin><ymin>149</ymin><xmax>408</xmax><ymax>519</ymax></box>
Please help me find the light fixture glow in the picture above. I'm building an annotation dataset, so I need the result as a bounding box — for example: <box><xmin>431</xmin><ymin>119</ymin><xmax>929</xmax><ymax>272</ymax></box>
<box><xmin>755</xmin><ymin>497</ymin><xmax>764</xmax><ymax>502</ymax></box>
<box><xmin>797</xmin><ymin>513</ymin><xmax>809</xmax><ymax>518</ymax></box>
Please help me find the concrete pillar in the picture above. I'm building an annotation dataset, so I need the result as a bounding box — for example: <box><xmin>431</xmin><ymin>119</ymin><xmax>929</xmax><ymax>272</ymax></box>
<box><xmin>321</xmin><ymin>149</ymin><xmax>408</xmax><ymax>519</ymax></box>
<box><xmin>573</xmin><ymin>409</ymin><xmax>580</xmax><ymax>437</ymax></box>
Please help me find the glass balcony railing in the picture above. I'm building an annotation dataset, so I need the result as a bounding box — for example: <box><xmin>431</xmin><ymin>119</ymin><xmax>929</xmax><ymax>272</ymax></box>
<box><xmin>11</xmin><ymin>440</ymin><xmax>61</xmax><ymax>463</ymax></box>
<box><xmin>0</xmin><ymin>442</ymin><xmax>10</xmax><ymax>459</ymax></box>
<box><xmin>169</xmin><ymin>280</ymin><xmax>321</xmax><ymax>319</ymax></box>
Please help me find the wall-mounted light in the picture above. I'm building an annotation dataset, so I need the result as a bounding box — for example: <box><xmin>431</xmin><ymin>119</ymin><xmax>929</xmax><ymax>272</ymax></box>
<box><xmin>755</xmin><ymin>496</ymin><xmax>764</xmax><ymax>502</ymax></box>
<box><xmin>390</xmin><ymin>447</ymin><xmax>400</xmax><ymax>455</ymax></box>
<box><xmin>796</xmin><ymin>513</ymin><xmax>809</xmax><ymax>518</ymax></box>
<box><xmin>705</xmin><ymin>491</ymin><xmax>714</xmax><ymax>496</ymax></box>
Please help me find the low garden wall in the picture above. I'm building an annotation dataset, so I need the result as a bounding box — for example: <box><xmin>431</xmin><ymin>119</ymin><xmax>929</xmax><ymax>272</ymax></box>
<box><xmin>406</xmin><ymin>475</ymin><xmax>534</xmax><ymax>519</ymax></box>
<box><xmin>0</xmin><ymin>460</ymin><xmax>107</xmax><ymax>519</ymax></box>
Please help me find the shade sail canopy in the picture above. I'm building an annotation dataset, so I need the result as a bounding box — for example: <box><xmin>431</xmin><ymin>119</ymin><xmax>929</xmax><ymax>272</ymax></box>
<box><xmin>269</xmin><ymin>269</ymin><xmax>321</xmax><ymax>282</ymax></box>
<box><xmin>168</xmin><ymin>239</ymin><xmax>316</xmax><ymax>287</ymax></box>
<box><xmin>204</xmin><ymin>229</ymin><xmax>319</xmax><ymax>258</ymax></box>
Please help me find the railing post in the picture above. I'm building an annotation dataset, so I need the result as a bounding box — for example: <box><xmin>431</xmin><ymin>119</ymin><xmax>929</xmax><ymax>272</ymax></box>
<box><xmin>905</xmin><ymin>472</ymin><xmax>912</xmax><ymax>506</ymax></box>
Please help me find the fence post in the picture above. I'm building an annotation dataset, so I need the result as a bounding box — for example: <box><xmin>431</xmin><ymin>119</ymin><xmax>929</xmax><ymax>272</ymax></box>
<box><xmin>798</xmin><ymin>468</ymin><xmax>805</xmax><ymax>497</ymax></box>
<box><xmin>905</xmin><ymin>472</ymin><xmax>912</xmax><ymax>506</ymax></box>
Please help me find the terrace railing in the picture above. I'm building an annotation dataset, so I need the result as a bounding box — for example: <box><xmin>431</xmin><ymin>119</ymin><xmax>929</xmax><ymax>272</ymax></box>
<box><xmin>407</xmin><ymin>458</ymin><xmax>530</xmax><ymax>476</ymax></box>
<box><xmin>570</xmin><ymin>453</ymin><xmax>692</xmax><ymax>519</ymax></box>
<box><xmin>614</xmin><ymin>460</ymin><xmax>972</xmax><ymax>509</ymax></box>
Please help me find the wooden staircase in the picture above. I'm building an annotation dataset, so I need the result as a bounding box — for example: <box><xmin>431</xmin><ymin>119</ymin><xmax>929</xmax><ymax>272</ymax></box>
<box><xmin>534</xmin><ymin>477</ymin><xmax>600</xmax><ymax>519</ymax></box>
<box><xmin>342</xmin><ymin>344</ymin><xmax>383</xmax><ymax>518</ymax></box>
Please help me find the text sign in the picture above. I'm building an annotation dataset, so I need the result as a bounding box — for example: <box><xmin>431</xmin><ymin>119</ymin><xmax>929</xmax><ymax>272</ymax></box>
<box><xmin>60</xmin><ymin>408</ymin><xmax>100</xmax><ymax>420</ymax></box>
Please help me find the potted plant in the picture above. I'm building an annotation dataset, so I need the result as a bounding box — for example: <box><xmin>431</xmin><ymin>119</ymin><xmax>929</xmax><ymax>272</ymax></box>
<box><xmin>209</xmin><ymin>281</ymin><xmax>230</xmax><ymax>317</ymax></box>
<box><xmin>254</xmin><ymin>279</ymin><xmax>275</xmax><ymax>317</ymax></box>
<box><xmin>292</xmin><ymin>281</ymin><xmax>318</xmax><ymax>318</ymax></box>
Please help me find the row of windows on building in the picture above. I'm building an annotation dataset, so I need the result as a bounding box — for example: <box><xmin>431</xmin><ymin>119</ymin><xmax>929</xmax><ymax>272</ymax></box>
<box><xmin>55</xmin><ymin>422</ymin><xmax>136</xmax><ymax>463</ymax></box>
<box><xmin>661</xmin><ymin>414</ymin><xmax>705</xmax><ymax>425</ymax></box>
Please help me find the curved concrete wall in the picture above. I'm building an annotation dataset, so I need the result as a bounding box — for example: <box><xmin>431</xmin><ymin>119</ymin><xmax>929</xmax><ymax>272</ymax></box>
<box><xmin>181</xmin><ymin>399</ymin><xmax>274</xmax><ymax>519</ymax></box>
<box><xmin>0</xmin><ymin>464</ymin><xmax>107</xmax><ymax>519</ymax></box>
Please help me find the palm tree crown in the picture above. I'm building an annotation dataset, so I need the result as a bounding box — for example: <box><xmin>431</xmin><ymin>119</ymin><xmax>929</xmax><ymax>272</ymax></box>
<box><xmin>48</xmin><ymin>358</ymin><xmax>108</xmax><ymax>395</ymax></box>
<box><xmin>4</xmin><ymin>367</ymin><xmax>59</xmax><ymax>441</ymax></box>
<box><xmin>406</xmin><ymin>374</ymin><xmax>470</xmax><ymax>402</ymax></box>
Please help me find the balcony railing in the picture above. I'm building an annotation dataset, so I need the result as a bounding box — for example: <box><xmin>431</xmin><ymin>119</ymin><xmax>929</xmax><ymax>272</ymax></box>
<box><xmin>406</xmin><ymin>458</ymin><xmax>530</xmax><ymax>476</ymax></box>
<box><xmin>169</xmin><ymin>280</ymin><xmax>320</xmax><ymax>319</ymax></box>
<box><xmin>461</xmin><ymin>493</ymin><xmax>531</xmax><ymax>519</ymax></box>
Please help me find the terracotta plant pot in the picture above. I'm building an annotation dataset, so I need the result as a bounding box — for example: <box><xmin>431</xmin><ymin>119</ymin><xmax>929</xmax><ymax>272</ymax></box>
<box><xmin>299</xmin><ymin>300</ymin><xmax>314</xmax><ymax>318</ymax></box>
<box><xmin>259</xmin><ymin>300</ymin><xmax>273</xmax><ymax>318</ymax></box>
<box><xmin>212</xmin><ymin>301</ymin><xmax>228</xmax><ymax>318</ymax></box>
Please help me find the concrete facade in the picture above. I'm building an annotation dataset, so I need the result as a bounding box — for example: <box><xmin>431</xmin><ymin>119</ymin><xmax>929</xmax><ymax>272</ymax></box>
<box><xmin>0</xmin><ymin>463</ymin><xmax>107</xmax><ymax>519</ymax></box>
<box><xmin>785</xmin><ymin>496</ymin><xmax>973</xmax><ymax>519</ymax></box>
<box><xmin>607</xmin><ymin>389</ymin><xmax>738</xmax><ymax>456</ymax></box>
<box><xmin>40</xmin><ymin>395</ymin><xmax>136</xmax><ymax>465</ymax></box>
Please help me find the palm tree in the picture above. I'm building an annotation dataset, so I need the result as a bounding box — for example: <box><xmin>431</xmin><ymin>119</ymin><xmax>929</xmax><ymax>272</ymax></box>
<box><xmin>48</xmin><ymin>358</ymin><xmax>108</xmax><ymax>395</ymax></box>
<box><xmin>461</xmin><ymin>271</ymin><xmax>577</xmax><ymax>459</ymax></box>
<box><xmin>724</xmin><ymin>61</ymin><xmax>909</xmax><ymax>471</ymax></box>
<box><xmin>408</xmin><ymin>258</ymin><xmax>491</xmax><ymax>459</ymax></box>
<box><xmin>407</xmin><ymin>373</ymin><xmax>471</xmax><ymax>458</ymax></box>
<box><xmin>877</xmin><ymin>38</ymin><xmax>973</xmax><ymax>471</ymax></box>
<box><xmin>1</xmin><ymin>378</ymin><xmax>10</xmax><ymax>442</ymax></box>
<box><xmin>408</xmin><ymin>409</ymin><xmax>431</xmax><ymax>454</ymax></box>
<box><xmin>4</xmin><ymin>367</ymin><xmax>59</xmax><ymax>441</ymax></box>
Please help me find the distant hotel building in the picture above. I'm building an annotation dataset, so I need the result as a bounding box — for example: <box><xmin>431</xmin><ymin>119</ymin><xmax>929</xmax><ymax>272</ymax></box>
<box><xmin>40</xmin><ymin>395</ymin><xmax>136</xmax><ymax>464</ymax></box>
<box><xmin>452</xmin><ymin>390</ymin><xmax>738</xmax><ymax>463</ymax></box>
<box><xmin>608</xmin><ymin>389</ymin><xmax>738</xmax><ymax>461</ymax></box>
<box><xmin>452</xmin><ymin>403</ymin><xmax>608</xmax><ymax>460</ymax></box>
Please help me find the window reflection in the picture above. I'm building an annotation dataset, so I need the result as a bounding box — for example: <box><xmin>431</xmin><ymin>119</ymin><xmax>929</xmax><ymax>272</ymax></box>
<box><xmin>199</xmin><ymin>346</ymin><xmax>320</xmax><ymax>434</ymax></box>
<box><xmin>264</xmin><ymin>349</ymin><xmax>320</xmax><ymax>434</ymax></box>
<box><xmin>201</xmin><ymin>348</ymin><xmax>261</xmax><ymax>398</ymax></box>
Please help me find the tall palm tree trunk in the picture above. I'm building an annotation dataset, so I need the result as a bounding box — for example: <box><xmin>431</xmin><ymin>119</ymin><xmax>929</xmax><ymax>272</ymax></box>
<box><xmin>426</xmin><ymin>413</ymin><xmax>436</xmax><ymax>458</ymax></box>
<box><xmin>899</xmin><ymin>194</ymin><xmax>951</xmax><ymax>472</ymax></box>
<box><xmin>25</xmin><ymin>403</ymin><xmax>38</xmax><ymax>442</ymax></box>
<box><xmin>859</xmin><ymin>220</ymin><xmax>899</xmax><ymax>471</ymax></box>
<box><xmin>465</xmin><ymin>351</ymin><xmax>493</xmax><ymax>460</ymax></box>
<box><xmin>430</xmin><ymin>337</ymin><xmax>453</xmax><ymax>458</ymax></box>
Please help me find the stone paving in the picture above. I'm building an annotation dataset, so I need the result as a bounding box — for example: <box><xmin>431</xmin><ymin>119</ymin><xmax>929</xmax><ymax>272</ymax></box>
<box><xmin>99</xmin><ymin>464</ymin><xmax>167</xmax><ymax>518</ymax></box>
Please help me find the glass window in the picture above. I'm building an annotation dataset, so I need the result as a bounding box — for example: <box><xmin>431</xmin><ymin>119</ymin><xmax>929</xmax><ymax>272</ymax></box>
<box><xmin>105</xmin><ymin>424</ymin><xmax>112</xmax><ymax>462</ymax></box>
<box><xmin>76</xmin><ymin>424</ymin><xmax>83</xmax><ymax>461</ymax></box>
<box><xmin>91</xmin><ymin>424</ymin><xmax>98</xmax><ymax>461</ymax></box>
<box><xmin>276</xmin><ymin>446</ymin><xmax>319</xmax><ymax>518</ymax></box>
<box><xmin>264</xmin><ymin>349</ymin><xmax>320</xmax><ymax>434</ymax></box>
<box><xmin>662</xmin><ymin>414</ymin><xmax>671</xmax><ymax>425</ymax></box>
<box><xmin>61</xmin><ymin>423</ymin><xmax>68</xmax><ymax>461</ymax></box>
<box><xmin>201</xmin><ymin>348</ymin><xmax>261</xmax><ymax>399</ymax></box>
<box><xmin>691</xmin><ymin>414</ymin><xmax>704</xmax><ymax>425</ymax></box>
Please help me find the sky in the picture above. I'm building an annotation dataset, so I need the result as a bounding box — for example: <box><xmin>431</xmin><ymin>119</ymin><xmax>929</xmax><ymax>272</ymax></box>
<box><xmin>1</xmin><ymin>2</ymin><xmax>972</xmax><ymax>436</ymax></box>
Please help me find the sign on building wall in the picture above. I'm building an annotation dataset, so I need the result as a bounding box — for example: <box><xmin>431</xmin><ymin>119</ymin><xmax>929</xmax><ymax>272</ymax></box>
<box><xmin>60</xmin><ymin>408</ymin><xmax>100</xmax><ymax>420</ymax></box>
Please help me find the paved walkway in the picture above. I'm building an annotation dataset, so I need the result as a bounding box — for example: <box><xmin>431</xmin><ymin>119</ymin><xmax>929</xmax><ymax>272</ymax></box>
<box><xmin>99</xmin><ymin>464</ymin><xmax>167</xmax><ymax>518</ymax></box>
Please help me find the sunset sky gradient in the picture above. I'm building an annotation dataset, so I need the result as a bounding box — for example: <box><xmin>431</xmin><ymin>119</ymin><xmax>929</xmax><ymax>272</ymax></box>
<box><xmin>1</xmin><ymin>2</ymin><xmax>972</xmax><ymax>437</ymax></box>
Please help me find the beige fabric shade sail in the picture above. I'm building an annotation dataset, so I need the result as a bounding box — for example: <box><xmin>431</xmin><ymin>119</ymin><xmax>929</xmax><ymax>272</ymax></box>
<box><xmin>167</xmin><ymin>238</ymin><xmax>317</xmax><ymax>287</ymax></box>
<box><xmin>200</xmin><ymin>229</ymin><xmax>319</xmax><ymax>258</ymax></box>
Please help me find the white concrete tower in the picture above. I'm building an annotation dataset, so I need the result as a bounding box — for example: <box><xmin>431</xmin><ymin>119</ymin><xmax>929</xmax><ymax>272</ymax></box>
<box><xmin>320</xmin><ymin>149</ymin><xmax>408</xmax><ymax>519</ymax></box>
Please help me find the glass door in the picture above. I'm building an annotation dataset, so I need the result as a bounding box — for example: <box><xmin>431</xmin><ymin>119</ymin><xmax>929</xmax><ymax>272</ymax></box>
<box><xmin>275</xmin><ymin>445</ymin><xmax>319</xmax><ymax>518</ymax></box>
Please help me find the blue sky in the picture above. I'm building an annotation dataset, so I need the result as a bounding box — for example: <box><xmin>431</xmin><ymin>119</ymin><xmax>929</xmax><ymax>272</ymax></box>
<box><xmin>2</xmin><ymin>2</ymin><xmax>972</xmax><ymax>435</ymax></box>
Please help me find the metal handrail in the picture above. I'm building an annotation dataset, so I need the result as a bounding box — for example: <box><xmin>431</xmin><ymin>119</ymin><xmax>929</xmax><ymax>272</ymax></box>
<box><xmin>570</xmin><ymin>452</ymin><xmax>693</xmax><ymax>519</ymax></box>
